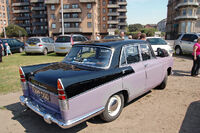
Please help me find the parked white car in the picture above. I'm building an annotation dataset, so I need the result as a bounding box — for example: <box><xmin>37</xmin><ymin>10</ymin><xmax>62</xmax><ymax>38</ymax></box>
<box><xmin>54</xmin><ymin>34</ymin><xmax>88</xmax><ymax>55</ymax></box>
<box><xmin>174</xmin><ymin>33</ymin><xmax>200</xmax><ymax>55</ymax></box>
<box><xmin>146</xmin><ymin>37</ymin><xmax>173</xmax><ymax>56</ymax></box>
<box><xmin>25</xmin><ymin>37</ymin><xmax>55</xmax><ymax>55</ymax></box>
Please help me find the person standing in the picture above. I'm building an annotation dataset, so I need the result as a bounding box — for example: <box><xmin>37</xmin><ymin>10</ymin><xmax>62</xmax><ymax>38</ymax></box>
<box><xmin>191</xmin><ymin>38</ymin><xmax>200</xmax><ymax>77</ymax></box>
<box><xmin>120</xmin><ymin>32</ymin><xmax>125</xmax><ymax>39</ymax></box>
<box><xmin>5</xmin><ymin>43</ymin><xmax>12</xmax><ymax>56</ymax></box>
<box><xmin>140</xmin><ymin>33</ymin><xmax>146</xmax><ymax>41</ymax></box>
<box><xmin>0</xmin><ymin>40</ymin><xmax>4</xmax><ymax>63</ymax></box>
<box><xmin>96</xmin><ymin>33</ymin><xmax>101</xmax><ymax>40</ymax></box>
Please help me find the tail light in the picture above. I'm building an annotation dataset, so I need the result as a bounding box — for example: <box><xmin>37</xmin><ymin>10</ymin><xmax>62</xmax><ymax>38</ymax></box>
<box><xmin>38</xmin><ymin>44</ymin><xmax>43</xmax><ymax>47</ymax></box>
<box><xmin>57</xmin><ymin>79</ymin><xmax>68</xmax><ymax>111</ymax></box>
<box><xmin>19</xmin><ymin>67</ymin><xmax>26</xmax><ymax>82</ymax></box>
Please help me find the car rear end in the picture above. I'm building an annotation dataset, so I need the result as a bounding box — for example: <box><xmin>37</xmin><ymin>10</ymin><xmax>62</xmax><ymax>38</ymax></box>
<box><xmin>19</xmin><ymin>67</ymin><xmax>71</xmax><ymax>128</ymax></box>
<box><xmin>54</xmin><ymin>36</ymin><xmax>72</xmax><ymax>54</ymax></box>
<box><xmin>25</xmin><ymin>38</ymin><xmax>44</xmax><ymax>54</ymax></box>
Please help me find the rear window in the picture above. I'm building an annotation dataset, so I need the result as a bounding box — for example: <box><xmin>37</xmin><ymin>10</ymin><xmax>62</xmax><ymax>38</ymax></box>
<box><xmin>26</xmin><ymin>38</ymin><xmax>40</xmax><ymax>44</ymax></box>
<box><xmin>147</xmin><ymin>38</ymin><xmax>167</xmax><ymax>45</ymax></box>
<box><xmin>55</xmin><ymin>36</ymin><xmax>71</xmax><ymax>43</ymax></box>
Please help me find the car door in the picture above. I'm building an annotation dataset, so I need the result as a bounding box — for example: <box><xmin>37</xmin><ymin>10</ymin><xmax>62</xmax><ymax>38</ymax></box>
<box><xmin>41</xmin><ymin>38</ymin><xmax>49</xmax><ymax>50</ymax></box>
<box><xmin>181</xmin><ymin>34</ymin><xmax>194</xmax><ymax>53</ymax></box>
<box><xmin>48</xmin><ymin>38</ymin><xmax>55</xmax><ymax>52</ymax></box>
<box><xmin>8</xmin><ymin>40</ymin><xmax>16</xmax><ymax>52</ymax></box>
<box><xmin>140</xmin><ymin>44</ymin><xmax>164</xmax><ymax>90</ymax></box>
<box><xmin>121</xmin><ymin>44</ymin><xmax>146</xmax><ymax>100</ymax></box>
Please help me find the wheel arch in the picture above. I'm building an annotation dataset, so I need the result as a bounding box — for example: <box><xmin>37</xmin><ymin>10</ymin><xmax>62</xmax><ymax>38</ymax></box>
<box><xmin>167</xmin><ymin>67</ymin><xmax>172</xmax><ymax>76</ymax></box>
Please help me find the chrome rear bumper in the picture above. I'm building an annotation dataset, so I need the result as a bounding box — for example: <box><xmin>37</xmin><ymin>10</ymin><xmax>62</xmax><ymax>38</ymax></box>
<box><xmin>20</xmin><ymin>96</ymin><xmax>104</xmax><ymax>129</ymax></box>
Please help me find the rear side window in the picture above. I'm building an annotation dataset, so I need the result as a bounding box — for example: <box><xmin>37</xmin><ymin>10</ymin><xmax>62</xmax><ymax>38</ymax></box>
<box><xmin>42</xmin><ymin>38</ymin><xmax>49</xmax><ymax>43</ymax></box>
<box><xmin>73</xmin><ymin>36</ymin><xmax>83</xmax><ymax>42</ymax></box>
<box><xmin>55</xmin><ymin>36</ymin><xmax>71</xmax><ymax>43</ymax></box>
<box><xmin>26</xmin><ymin>38</ymin><xmax>40</xmax><ymax>44</ymax></box>
<box><xmin>121</xmin><ymin>45</ymin><xmax>140</xmax><ymax>65</ymax></box>
<box><xmin>48</xmin><ymin>38</ymin><xmax>54</xmax><ymax>43</ymax></box>
<box><xmin>181</xmin><ymin>34</ymin><xmax>193</xmax><ymax>42</ymax></box>
<box><xmin>140</xmin><ymin>44</ymin><xmax>152</xmax><ymax>61</ymax></box>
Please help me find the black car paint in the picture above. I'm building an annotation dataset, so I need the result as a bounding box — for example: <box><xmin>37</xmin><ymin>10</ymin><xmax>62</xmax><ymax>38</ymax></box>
<box><xmin>21</xmin><ymin>40</ymin><xmax>148</xmax><ymax>99</ymax></box>
<box><xmin>1</xmin><ymin>39</ymin><xmax>24</xmax><ymax>54</ymax></box>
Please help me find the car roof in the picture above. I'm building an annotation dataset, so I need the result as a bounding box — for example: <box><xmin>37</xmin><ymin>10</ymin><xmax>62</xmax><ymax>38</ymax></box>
<box><xmin>28</xmin><ymin>37</ymin><xmax>50</xmax><ymax>39</ymax></box>
<box><xmin>58</xmin><ymin>34</ymin><xmax>84</xmax><ymax>37</ymax></box>
<box><xmin>74</xmin><ymin>39</ymin><xmax>148</xmax><ymax>49</ymax></box>
<box><xmin>146</xmin><ymin>37</ymin><xmax>162</xmax><ymax>39</ymax></box>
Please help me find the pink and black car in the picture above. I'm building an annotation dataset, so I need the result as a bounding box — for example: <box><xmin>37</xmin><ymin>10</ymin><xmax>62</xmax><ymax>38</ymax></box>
<box><xmin>19</xmin><ymin>40</ymin><xmax>173</xmax><ymax>128</ymax></box>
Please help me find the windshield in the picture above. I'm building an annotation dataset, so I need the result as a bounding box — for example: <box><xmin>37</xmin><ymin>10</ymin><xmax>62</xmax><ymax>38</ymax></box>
<box><xmin>56</xmin><ymin>36</ymin><xmax>71</xmax><ymax>43</ymax></box>
<box><xmin>147</xmin><ymin>38</ymin><xmax>167</xmax><ymax>45</ymax></box>
<box><xmin>63</xmin><ymin>46</ymin><xmax>112</xmax><ymax>68</ymax></box>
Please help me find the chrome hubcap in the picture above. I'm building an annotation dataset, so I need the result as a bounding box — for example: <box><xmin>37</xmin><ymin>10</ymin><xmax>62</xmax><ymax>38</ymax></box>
<box><xmin>176</xmin><ymin>48</ymin><xmax>180</xmax><ymax>54</ymax></box>
<box><xmin>108</xmin><ymin>95</ymin><xmax>121</xmax><ymax>117</ymax></box>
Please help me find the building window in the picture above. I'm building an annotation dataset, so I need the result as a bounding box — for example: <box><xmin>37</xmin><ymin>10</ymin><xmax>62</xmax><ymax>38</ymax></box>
<box><xmin>181</xmin><ymin>22</ymin><xmax>186</xmax><ymax>33</ymax></box>
<box><xmin>188</xmin><ymin>8</ymin><xmax>193</xmax><ymax>16</ymax></box>
<box><xmin>103</xmin><ymin>24</ymin><xmax>106</xmax><ymax>29</ymax></box>
<box><xmin>103</xmin><ymin>1</ymin><xmax>106</xmax><ymax>6</ymax></box>
<box><xmin>64</xmin><ymin>23</ymin><xmax>70</xmax><ymax>28</ymax></box>
<box><xmin>64</xmin><ymin>4</ymin><xmax>70</xmax><ymax>9</ymax></box>
<box><xmin>2</xmin><ymin>6</ymin><xmax>5</xmax><ymax>11</ymax></box>
<box><xmin>64</xmin><ymin>14</ymin><xmax>70</xmax><ymax>18</ymax></box>
<box><xmin>72</xmin><ymin>13</ymin><xmax>78</xmax><ymax>18</ymax></box>
<box><xmin>75</xmin><ymin>23</ymin><xmax>79</xmax><ymax>28</ymax></box>
<box><xmin>51</xmin><ymin>5</ymin><xmax>55</xmax><ymax>10</ymax></box>
<box><xmin>182</xmin><ymin>9</ymin><xmax>186</xmax><ymax>16</ymax></box>
<box><xmin>103</xmin><ymin>8</ymin><xmax>106</xmax><ymax>13</ymax></box>
<box><xmin>87</xmin><ymin>22</ymin><xmax>92</xmax><ymax>28</ymax></box>
<box><xmin>72</xmin><ymin>4</ymin><xmax>78</xmax><ymax>8</ymax></box>
<box><xmin>103</xmin><ymin>16</ymin><xmax>106</xmax><ymax>21</ymax></box>
<box><xmin>52</xmin><ymin>23</ymin><xmax>56</xmax><ymax>29</ymax></box>
<box><xmin>51</xmin><ymin>14</ymin><xmax>55</xmax><ymax>19</ymax></box>
<box><xmin>187</xmin><ymin>21</ymin><xmax>191</xmax><ymax>33</ymax></box>
<box><xmin>87</xmin><ymin>13</ymin><xmax>91</xmax><ymax>19</ymax></box>
<box><xmin>87</xmin><ymin>4</ymin><xmax>92</xmax><ymax>9</ymax></box>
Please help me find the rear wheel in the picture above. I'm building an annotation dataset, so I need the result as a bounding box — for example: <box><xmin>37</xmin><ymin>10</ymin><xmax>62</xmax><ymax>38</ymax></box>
<box><xmin>100</xmin><ymin>93</ymin><xmax>124</xmax><ymax>122</ymax></box>
<box><xmin>175</xmin><ymin>46</ymin><xmax>182</xmax><ymax>55</ymax></box>
<box><xmin>43</xmin><ymin>48</ymin><xmax>48</xmax><ymax>55</ymax></box>
<box><xmin>156</xmin><ymin>72</ymin><xmax>168</xmax><ymax>90</ymax></box>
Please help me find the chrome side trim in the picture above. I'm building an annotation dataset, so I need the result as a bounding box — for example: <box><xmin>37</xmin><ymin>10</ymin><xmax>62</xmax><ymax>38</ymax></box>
<box><xmin>20</xmin><ymin>96</ymin><xmax>104</xmax><ymax>129</ymax></box>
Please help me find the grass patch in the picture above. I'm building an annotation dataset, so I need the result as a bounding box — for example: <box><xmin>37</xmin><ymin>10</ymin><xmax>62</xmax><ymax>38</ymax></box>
<box><xmin>0</xmin><ymin>53</ymin><xmax>64</xmax><ymax>94</ymax></box>
<box><xmin>0</xmin><ymin>106</ymin><xmax>6</xmax><ymax>110</ymax></box>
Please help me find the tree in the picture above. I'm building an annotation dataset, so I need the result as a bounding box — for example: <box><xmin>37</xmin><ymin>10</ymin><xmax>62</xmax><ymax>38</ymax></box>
<box><xmin>1</xmin><ymin>24</ymin><xmax>28</xmax><ymax>38</ymax></box>
<box><xmin>141</xmin><ymin>28</ymin><xmax>157</xmax><ymax>37</ymax></box>
<box><xmin>128</xmin><ymin>24</ymin><xmax>143</xmax><ymax>32</ymax></box>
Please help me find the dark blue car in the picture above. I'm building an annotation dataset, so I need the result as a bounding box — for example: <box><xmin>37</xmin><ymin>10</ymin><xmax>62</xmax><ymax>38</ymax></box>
<box><xmin>0</xmin><ymin>39</ymin><xmax>24</xmax><ymax>55</ymax></box>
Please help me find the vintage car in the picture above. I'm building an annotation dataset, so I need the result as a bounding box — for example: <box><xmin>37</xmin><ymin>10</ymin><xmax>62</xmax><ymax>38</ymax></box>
<box><xmin>19</xmin><ymin>40</ymin><xmax>173</xmax><ymax>129</ymax></box>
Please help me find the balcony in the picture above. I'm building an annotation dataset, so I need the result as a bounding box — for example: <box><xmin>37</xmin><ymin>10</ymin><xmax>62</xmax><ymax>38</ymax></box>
<box><xmin>107</xmin><ymin>4</ymin><xmax>119</xmax><ymax>8</ymax></box>
<box><xmin>60</xmin><ymin>28</ymin><xmax>82</xmax><ymax>33</ymax></box>
<box><xmin>118</xmin><ymin>1</ymin><xmax>127</xmax><ymax>5</ymax></box>
<box><xmin>79</xmin><ymin>0</ymin><xmax>96</xmax><ymax>3</ymax></box>
<box><xmin>107</xmin><ymin>28</ymin><xmax>118</xmax><ymax>32</ymax></box>
<box><xmin>32</xmin><ymin>22</ymin><xmax>47</xmax><ymax>26</ymax></box>
<box><xmin>32</xmin><ymin>14</ymin><xmax>46</xmax><ymax>18</ymax></box>
<box><xmin>12</xmin><ymin>2</ymin><xmax>30</xmax><ymax>7</ymax></box>
<box><xmin>59</xmin><ymin>18</ymin><xmax>82</xmax><ymax>22</ymax></box>
<box><xmin>13</xmin><ymin>16</ymin><xmax>30</xmax><ymax>21</ymax></box>
<box><xmin>108</xmin><ymin>12</ymin><xmax>119</xmax><ymax>16</ymax></box>
<box><xmin>175</xmin><ymin>1</ymin><xmax>199</xmax><ymax>9</ymax></box>
<box><xmin>62</xmin><ymin>8</ymin><xmax>82</xmax><ymax>13</ymax></box>
<box><xmin>118</xmin><ymin>16</ymin><xmax>127</xmax><ymax>19</ymax></box>
<box><xmin>18</xmin><ymin>23</ymin><xmax>31</xmax><ymax>27</ymax></box>
<box><xmin>13</xmin><ymin>9</ymin><xmax>30</xmax><ymax>13</ymax></box>
<box><xmin>32</xmin><ymin>30</ymin><xmax>48</xmax><ymax>34</ymax></box>
<box><xmin>118</xmin><ymin>8</ymin><xmax>127</xmax><ymax>12</ymax></box>
<box><xmin>118</xmin><ymin>22</ymin><xmax>127</xmax><ymax>26</ymax></box>
<box><xmin>31</xmin><ymin>7</ymin><xmax>45</xmax><ymax>11</ymax></box>
<box><xmin>45</xmin><ymin>0</ymin><xmax>59</xmax><ymax>4</ymax></box>
<box><xmin>30</xmin><ymin>0</ymin><xmax>44</xmax><ymax>3</ymax></box>
<box><xmin>107</xmin><ymin>20</ymin><xmax>119</xmax><ymax>24</ymax></box>
<box><xmin>174</xmin><ymin>15</ymin><xmax>198</xmax><ymax>20</ymax></box>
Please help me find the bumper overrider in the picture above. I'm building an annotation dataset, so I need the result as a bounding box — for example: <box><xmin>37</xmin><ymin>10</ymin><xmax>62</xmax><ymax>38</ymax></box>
<box><xmin>19</xmin><ymin>96</ymin><xmax>104</xmax><ymax>129</ymax></box>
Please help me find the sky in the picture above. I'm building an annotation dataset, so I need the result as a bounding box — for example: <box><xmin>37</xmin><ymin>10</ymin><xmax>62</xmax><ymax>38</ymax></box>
<box><xmin>127</xmin><ymin>0</ymin><xmax>168</xmax><ymax>25</ymax></box>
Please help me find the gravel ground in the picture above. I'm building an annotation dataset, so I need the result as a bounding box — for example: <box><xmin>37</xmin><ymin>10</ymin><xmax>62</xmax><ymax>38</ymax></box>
<box><xmin>0</xmin><ymin>55</ymin><xmax>200</xmax><ymax>133</ymax></box>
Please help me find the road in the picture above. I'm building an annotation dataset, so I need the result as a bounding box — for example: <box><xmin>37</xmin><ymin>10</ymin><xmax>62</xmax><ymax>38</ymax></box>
<box><xmin>0</xmin><ymin>56</ymin><xmax>200</xmax><ymax>133</ymax></box>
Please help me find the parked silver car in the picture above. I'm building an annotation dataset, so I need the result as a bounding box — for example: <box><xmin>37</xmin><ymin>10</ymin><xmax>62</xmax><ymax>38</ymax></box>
<box><xmin>174</xmin><ymin>33</ymin><xmax>200</xmax><ymax>55</ymax></box>
<box><xmin>25</xmin><ymin>37</ymin><xmax>55</xmax><ymax>55</ymax></box>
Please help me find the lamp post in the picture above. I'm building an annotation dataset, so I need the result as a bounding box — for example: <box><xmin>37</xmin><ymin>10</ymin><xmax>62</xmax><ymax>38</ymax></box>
<box><xmin>61</xmin><ymin>0</ymin><xmax>64</xmax><ymax>35</ymax></box>
<box><xmin>3</xmin><ymin>21</ymin><xmax>7</xmax><ymax>38</ymax></box>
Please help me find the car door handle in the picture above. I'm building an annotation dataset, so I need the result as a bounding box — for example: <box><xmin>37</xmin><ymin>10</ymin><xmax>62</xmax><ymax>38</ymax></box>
<box><xmin>144</xmin><ymin>64</ymin><xmax>148</xmax><ymax>68</ymax></box>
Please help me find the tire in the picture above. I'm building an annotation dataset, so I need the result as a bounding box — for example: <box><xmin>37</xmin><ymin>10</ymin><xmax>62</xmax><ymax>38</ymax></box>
<box><xmin>19</xmin><ymin>47</ymin><xmax>23</xmax><ymax>53</ymax></box>
<box><xmin>175</xmin><ymin>46</ymin><xmax>182</xmax><ymax>55</ymax></box>
<box><xmin>100</xmin><ymin>93</ymin><xmax>124</xmax><ymax>122</ymax></box>
<box><xmin>43</xmin><ymin>48</ymin><xmax>48</xmax><ymax>55</ymax></box>
<box><xmin>156</xmin><ymin>72</ymin><xmax>168</xmax><ymax>90</ymax></box>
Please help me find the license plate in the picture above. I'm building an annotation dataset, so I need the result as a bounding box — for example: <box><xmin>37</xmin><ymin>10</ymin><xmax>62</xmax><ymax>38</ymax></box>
<box><xmin>29</xmin><ymin>44</ymin><xmax>36</xmax><ymax>46</ymax></box>
<box><xmin>59</xmin><ymin>47</ymin><xmax>66</xmax><ymax>49</ymax></box>
<box><xmin>32</xmin><ymin>86</ymin><xmax>50</xmax><ymax>101</ymax></box>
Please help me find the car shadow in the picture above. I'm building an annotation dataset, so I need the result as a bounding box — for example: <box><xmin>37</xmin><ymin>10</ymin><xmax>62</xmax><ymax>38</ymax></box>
<box><xmin>172</xmin><ymin>70</ymin><xmax>191</xmax><ymax>77</ymax></box>
<box><xmin>5</xmin><ymin>102</ymin><xmax>88</xmax><ymax>133</ymax></box>
<box><xmin>173</xmin><ymin>54</ymin><xmax>193</xmax><ymax>60</ymax></box>
<box><xmin>179</xmin><ymin>101</ymin><xmax>200</xmax><ymax>133</ymax></box>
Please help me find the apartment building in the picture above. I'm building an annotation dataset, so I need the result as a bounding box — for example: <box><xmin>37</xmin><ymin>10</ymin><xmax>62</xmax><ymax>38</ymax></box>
<box><xmin>10</xmin><ymin>0</ymin><xmax>48</xmax><ymax>36</ymax></box>
<box><xmin>45</xmin><ymin>0</ymin><xmax>127</xmax><ymax>38</ymax></box>
<box><xmin>0</xmin><ymin>0</ymin><xmax>8</xmax><ymax>35</ymax></box>
<box><xmin>166</xmin><ymin>0</ymin><xmax>200</xmax><ymax>39</ymax></box>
